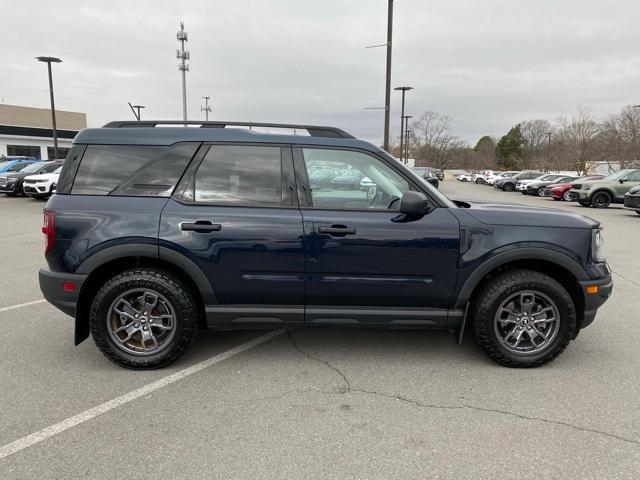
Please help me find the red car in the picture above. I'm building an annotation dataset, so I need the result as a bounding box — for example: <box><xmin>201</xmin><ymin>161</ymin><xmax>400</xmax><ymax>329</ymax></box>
<box><xmin>544</xmin><ymin>176</ymin><xmax>604</xmax><ymax>201</ymax></box>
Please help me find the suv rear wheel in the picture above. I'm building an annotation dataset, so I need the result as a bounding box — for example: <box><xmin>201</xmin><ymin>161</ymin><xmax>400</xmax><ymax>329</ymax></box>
<box><xmin>503</xmin><ymin>182</ymin><xmax>515</xmax><ymax>192</ymax></box>
<box><xmin>591</xmin><ymin>191</ymin><xmax>612</xmax><ymax>208</ymax></box>
<box><xmin>89</xmin><ymin>269</ymin><xmax>199</xmax><ymax>369</ymax></box>
<box><xmin>471</xmin><ymin>270</ymin><xmax>576</xmax><ymax>367</ymax></box>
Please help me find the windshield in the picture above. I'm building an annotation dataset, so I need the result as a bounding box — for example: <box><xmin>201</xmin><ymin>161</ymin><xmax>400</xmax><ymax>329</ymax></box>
<box><xmin>600</xmin><ymin>170</ymin><xmax>634</xmax><ymax>181</ymax></box>
<box><xmin>19</xmin><ymin>162</ymin><xmax>47</xmax><ymax>174</ymax></box>
<box><xmin>0</xmin><ymin>161</ymin><xmax>11</xmax><ymax>169</ymax></box>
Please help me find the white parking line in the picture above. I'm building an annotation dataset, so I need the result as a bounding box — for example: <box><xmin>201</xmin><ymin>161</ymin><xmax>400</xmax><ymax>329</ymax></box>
<box><xmin>0</xmin><ymin>328</ymin><xmax>285</xmax><ymax>460</ymax></box>
<box><xmin>0</xmin><ymin>299</ymin><xmax>46</xmax><ymax>313</ymax></box>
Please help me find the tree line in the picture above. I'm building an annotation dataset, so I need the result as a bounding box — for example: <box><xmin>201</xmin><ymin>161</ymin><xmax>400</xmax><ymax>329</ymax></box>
<box><xmin>392</xmin><ymin>106</ymin><xmax>640</xmax><ymax>174</ymax></box>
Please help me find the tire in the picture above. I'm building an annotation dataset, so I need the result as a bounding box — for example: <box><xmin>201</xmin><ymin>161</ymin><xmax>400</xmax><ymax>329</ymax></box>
<box><xmin>471</xmin><ymin>269</ymin><xmax>576</xmax><ymax>368</ymax></box>
<box><xmin>475</xmin><ymin>178</ymin><xmax>484</xmax><ymax>184</ymax></box>
<box><xmin>503</xmin><ymin>183</ymin><xmax>515</xmax><ymax>192</ymax></box>
<box><xmin>636</xmin><ymin>210</ymin><xmax>640</xmax><ymax>215</ymax></box>
<box><xmin>591</xmin><ymin>191</ymin><xmax>612</xmax><ymax>208</ymax></box>
<box><xmin>552</xmin><ymin>197</ymin><xmax>561</xmax><ymax>201</ymax></box>
<box><xmin>461</xmin><ymin>178</ymin><xmax>468</xmax><ymax>182</ymax></box>
<box><xmin>578</xmin><ymin>200</ymin><xmax>591</xmax><ymax>207</ymax></box>
<box><xmin>562</xmin><ymin>190</ymin><xmax>572</xmax><ymax>202</ymax></box>
<box><xmin>90</xmin><ymin>269</ymin><xmax>200</xmax><ymax>369</ymax></box>
<box><xmin>537</xmin><ymin>187</ymin><xmax>545</xmax><ymax>196</ymax></box>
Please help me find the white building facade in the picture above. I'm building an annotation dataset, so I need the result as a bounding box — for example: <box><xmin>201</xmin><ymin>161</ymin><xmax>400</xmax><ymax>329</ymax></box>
<box><xmin>0</xmin><ymin>104</ymin><xmax>86</xmax><ymax>160</ymax></box>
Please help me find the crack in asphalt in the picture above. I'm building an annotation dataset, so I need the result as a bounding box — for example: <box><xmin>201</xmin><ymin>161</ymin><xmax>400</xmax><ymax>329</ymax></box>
<box><xmin>286</xmin><ymin>329</ymin><xmax>640</xmax><ymax>447</ymax></box>
<box><xmin>612</xmin><ymin>269</ymin><xmax>640</xmax><ymax>288</ymax></box>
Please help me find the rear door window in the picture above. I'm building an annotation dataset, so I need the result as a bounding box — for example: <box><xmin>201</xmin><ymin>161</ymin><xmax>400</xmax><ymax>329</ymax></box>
<box><xmin>71</xmin><ymin>143</ymin><xmax>199</xmax><ymax>196</ymax></box>
<box><xmin>183</xmin><ymin>145</ymin><xmax>283</xmax><ymax>206</ymax></box>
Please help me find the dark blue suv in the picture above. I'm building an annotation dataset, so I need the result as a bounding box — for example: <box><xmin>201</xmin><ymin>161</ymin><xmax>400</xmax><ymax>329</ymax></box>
<box><xmin>39</xmin><ymin>121</ymin><xmax>612</xmax><ymax>369</ymax></box>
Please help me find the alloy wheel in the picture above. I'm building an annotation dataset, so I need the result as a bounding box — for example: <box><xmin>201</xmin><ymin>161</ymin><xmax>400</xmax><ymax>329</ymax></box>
<box><xmin>494</xmin><ymin>290</ymin><xmax>560</xmax><ymax>355</ymax></box>
<box><xmin>107</xmin><ymin>288</ymin><xmax>177</xmax><ymax>356</ymax></box>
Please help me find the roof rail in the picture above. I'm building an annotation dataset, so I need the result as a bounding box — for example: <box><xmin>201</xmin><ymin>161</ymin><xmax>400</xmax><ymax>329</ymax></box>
<box><xmin>101</xmin><ymin>120</ymin><xmax>354</xmax><ymax>139</ymax></box>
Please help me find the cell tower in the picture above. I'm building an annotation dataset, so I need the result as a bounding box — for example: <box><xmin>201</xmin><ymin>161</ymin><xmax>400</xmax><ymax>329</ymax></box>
<box><xmin>176</xmin><ymin>22</ymin><xmax>190</xmax><ymax>123</ymax></box>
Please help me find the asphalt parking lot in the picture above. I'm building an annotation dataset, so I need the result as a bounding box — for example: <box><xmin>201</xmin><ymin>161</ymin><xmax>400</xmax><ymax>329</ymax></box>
<box><xmin>1</xmin><ymin>183</ymin><xmax>639</xmax><ymax>479</ymax></box>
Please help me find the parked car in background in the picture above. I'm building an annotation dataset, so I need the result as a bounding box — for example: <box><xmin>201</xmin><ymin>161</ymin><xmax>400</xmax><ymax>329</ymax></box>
<box><xmin>569</xmin><ymin>169</ymin><xmax>640</xmax><ymax>208</ymax></box>
<box><xmin>623</xmin><ymin>185</ymin><xmax>640</xmax><ymax>215</ymax></box>
<box><xmin>471</xmin><ymin>170</ymin><xmax>494</xmax><ymax>184</ymax></box>
<box><xmin>524</xmin><ymin>175</ymin><xmax>577</xmax><ymax>196</ymax></box>
<box><xmin>544</xmin><ymin>176</ymin><xmax>603</xmax><ymax>201</ymax></box>
<box><xmin>0</xmin><ymin>160</ymin><xmax>63</xmax><ymax>196</ymax></box>
<box><xmin>308</xmin><ymin>168</ymin><xmax>334</xmax><ymax>188</ymax></box>
<box><xmin>457</xmin><ymin>172</ymin><xmax>473</xmax><ymax>182</ymax></box>
<box><xmin>0</xmin><ymin>157</ymin><xmax>39</xmax><ymax>174</ymax></box>
<box><xmin>411</xmin><ymin>167</ymin><xmax>440</xmax><ymax>188</ymax></box>
<box><xmin>23</xmin><ymin>165</ymin><xmax>63</xmax><ymax>199</ymax></box>
<box><xmin>486</xmin><ymin>171</ymin><xmax>519</xmax><ymax>186</ymax></box>
<box><xmin>495</xmin><ymin>171</ymin><xmax>540</xmax><ymax>191</ymax></box>
<box><xmin>331</xmin><ymin>169</ymin><xmax>363</xmax><ymax>190</ymax></box>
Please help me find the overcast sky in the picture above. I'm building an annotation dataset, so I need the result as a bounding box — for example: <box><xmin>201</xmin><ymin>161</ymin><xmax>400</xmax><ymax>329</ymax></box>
<box><xmin>2</xmin><ymin>0</ymin><xmax>639</xmax><ymax>145</ymax></box>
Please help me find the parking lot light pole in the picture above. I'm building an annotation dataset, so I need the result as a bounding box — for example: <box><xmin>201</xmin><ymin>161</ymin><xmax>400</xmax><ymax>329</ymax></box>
<box><xmin>36</xmin><ymin>56</ymin><xmax>62</xmax><ymax>159</ymax></box>
<box><xmin>394</xmin><ymin>86</ymin><xmax>413</xmax><ymax>162</ymax></box>
<box><xmin>403</xmin><ymin>115</ymin><xmax>412</xmax><ymax>164</ymax></box>
<box><xmin>546</xmin><ymin>132</ymin><xmax>552</xmax><ymax>171</ymax></box>
<box><xmin>128</xmin><ymin>102</ymin><xmax>145</xmax><ymax>121</ymax></box>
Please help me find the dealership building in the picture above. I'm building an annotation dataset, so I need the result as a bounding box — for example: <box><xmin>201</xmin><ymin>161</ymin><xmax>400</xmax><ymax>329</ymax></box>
<box><xmin>0</xmin><ymin>104</ymin><xmax>86</xmax><ymax>160</ymax></box>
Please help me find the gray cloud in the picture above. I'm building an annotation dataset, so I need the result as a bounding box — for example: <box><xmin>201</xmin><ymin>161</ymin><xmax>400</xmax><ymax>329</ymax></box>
<box><xmin>2</xmin><ymin>0</ymin><xmax>639</xmax><ymax>146</ymax></box>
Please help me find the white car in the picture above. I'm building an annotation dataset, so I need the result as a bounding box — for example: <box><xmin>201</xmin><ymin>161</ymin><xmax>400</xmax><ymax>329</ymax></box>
<box><xmin>23</xmin><ymin>165</ymin><xmax>62</xmax><ymax>199</ymax></box>
<box><xmin>472</xmin><ymin>170</ymin><xmax>495</xmax><ymax>184</ymax></box>
<box><xmin>457</xmin><ymin>172</ymin><xmax>473</xmax><ymax>182</ymax></box>
<box><xmin>486</xmin><ymin>171</ymin><xmax>519</xmax><ymax>186</ymax></box>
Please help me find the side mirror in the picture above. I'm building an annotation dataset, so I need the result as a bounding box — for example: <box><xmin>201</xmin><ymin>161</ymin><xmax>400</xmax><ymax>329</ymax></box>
<box><xmin>619</xmin><ymin>179</ymin><xmax>627</xmax><ymax>184</ymax></box>
<box><xmin>400</xmin><ymin>191</ymin><xmax>430</xmax><ymax>216</ymax></box>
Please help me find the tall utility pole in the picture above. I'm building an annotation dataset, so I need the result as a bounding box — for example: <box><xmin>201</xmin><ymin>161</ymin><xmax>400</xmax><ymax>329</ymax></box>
<box><xmin>201</xmin><ymin>96</ymin><xmax>212</xmax><ymax>121</ymax></box>
<box><xmin>383</xmin><ymin>0</ymin><xmax>394</xmax><ymax>152</ymax></box>
<box><xmin>394</xmin><ymin>86</ymin><xmax>413</xmax><ymax>162</ymax></box>
<box><xmin>128</xmin><ymin>102</ymin><xmax>145</xmax><ymax>121</ymax></box>
<box><xmin>36</xmin><ymin>56</ymin><xmax>62</xmax><ymax>159</ymax></box>
<box><xmin>176</xmin><ymin>22</ymin><xmax>190</xmax><ymax>124</ymax></box>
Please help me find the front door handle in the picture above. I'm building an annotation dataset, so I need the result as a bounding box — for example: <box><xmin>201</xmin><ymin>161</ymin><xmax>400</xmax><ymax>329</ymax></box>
<box><xmin>181</xmin><ymin>221</ymin><xmax>222</xmax><ymax>233</ymax></box>
<box><xmin>316</xmin><ymin>225</ymin><xmax>356</xmax><ymax>236</ymax></box>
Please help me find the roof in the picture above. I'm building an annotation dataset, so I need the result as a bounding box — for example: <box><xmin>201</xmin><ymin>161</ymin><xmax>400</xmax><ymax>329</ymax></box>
<box><xmin>73</xmin><ymin>121</ymin><xmax>379</xmax><ymax>152</ymax></box>
<box><xmin>0</xmin><ymin>104</ymin><xmax>86</xmax><ymax>130</ymax></box>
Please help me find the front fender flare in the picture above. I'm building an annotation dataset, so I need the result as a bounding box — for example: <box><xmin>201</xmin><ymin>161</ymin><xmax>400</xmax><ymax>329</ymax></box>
<box><xmin>454</xmin><ymin>247</ymin><xmax>588</xmax><ymax>309</ymax></box>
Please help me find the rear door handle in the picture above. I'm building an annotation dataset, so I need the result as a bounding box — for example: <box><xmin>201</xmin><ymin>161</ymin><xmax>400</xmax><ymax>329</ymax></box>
<box><xmin>181</xmin><ymin>221</ymin><xmax>222</xmax><ymax>233</ymax></box>
<box><xmin>316</xmin><ymin>225</ymin><xmax>356</xmax><ymax>235</ymax></box>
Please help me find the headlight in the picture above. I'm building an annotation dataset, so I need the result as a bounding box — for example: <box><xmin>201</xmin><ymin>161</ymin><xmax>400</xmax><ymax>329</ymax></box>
<box><xmin>591</xmin><ymin>229</ymin><xmax>606</xmax><ymax>263</ymax></box>
<box><xmin>584</xmin><ymin>184</ymin><xmax>592</xmax><ymax>191</ymax></box>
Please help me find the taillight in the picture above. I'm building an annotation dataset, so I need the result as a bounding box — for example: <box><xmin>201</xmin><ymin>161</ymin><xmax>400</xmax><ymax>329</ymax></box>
<box><xmin>42</xmin><ymin>211</ymin><xmax>55</xmax><ymax>255</ymax></box>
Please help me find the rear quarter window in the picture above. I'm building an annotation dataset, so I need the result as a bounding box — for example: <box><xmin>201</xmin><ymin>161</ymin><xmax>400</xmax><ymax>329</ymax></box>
<box><xmin>69</xmin><ymin>143</ymin><xmax>199</xmax><ymax>196</ymax></box>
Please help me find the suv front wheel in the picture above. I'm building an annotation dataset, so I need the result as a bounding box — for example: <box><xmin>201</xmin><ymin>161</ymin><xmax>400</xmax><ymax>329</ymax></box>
<box><xmin>591</xmin><ymin>191</ymin><xmax>612</xmax><ymax>208</ymax></box>
<box><xmin>90</xmin><ymin>269</ymin><xmax>199</xmax><ymax>369</ymax></box>
<box><xmin>471</xmin><ymin>270</ymin><xmax>576</xmax><ymax>367</ymax></box>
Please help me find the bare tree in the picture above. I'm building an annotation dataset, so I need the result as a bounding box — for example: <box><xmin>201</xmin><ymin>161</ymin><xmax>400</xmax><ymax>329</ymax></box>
<box><xmin>520</xmin><ymin>119</ymin><xmax>552</xmax><ymax>170</ymax></box>
<box><xmin>410</xmin><ymin>112</ymin><xmax>467</xmax><ymax>170</ymax></box>
<box><xmin>598</xmin><ymin>106</ymin><xmax>640</xmax><ymax>169</ymax></box>
<box><xmin>554</xmin><ymin>108</ymin><xmax>601</xmax><ymax>174</ymax></box>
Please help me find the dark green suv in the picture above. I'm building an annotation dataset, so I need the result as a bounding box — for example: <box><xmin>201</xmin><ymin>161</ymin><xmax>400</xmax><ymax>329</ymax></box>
<box><xmin>570</xmin><ymin>169</ymin><xmax>640</xmax><ymax>208</ymax></box>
